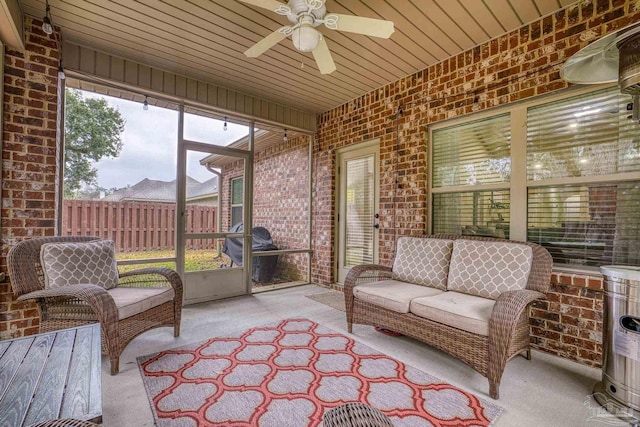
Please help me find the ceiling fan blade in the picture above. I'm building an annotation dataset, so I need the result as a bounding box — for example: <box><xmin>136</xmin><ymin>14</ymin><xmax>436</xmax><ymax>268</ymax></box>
<box><xmin>245</xmin><ymin>28</ymin><xmax>288</xmax><ymax>57</ymax></box>
<box><xmin>312</xmin><ymin>38</ymin><xmax>336</xmax><ymax>75</ymax></box>
<box><xmin>236</xmin><ymin>0</ymin><xmax>291</xmax><ymax>15</ymax></box>
<box><xmin>324</xmin><ymin>14</ymin><xmax>394</xmax><ymax>39</ymax></box>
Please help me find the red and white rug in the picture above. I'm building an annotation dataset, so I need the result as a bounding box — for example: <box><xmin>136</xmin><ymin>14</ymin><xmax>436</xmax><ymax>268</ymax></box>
<box><xmin>138</xmin><ymin>319</ymin><xmax>503</xmax><ymax>426</ymax></box>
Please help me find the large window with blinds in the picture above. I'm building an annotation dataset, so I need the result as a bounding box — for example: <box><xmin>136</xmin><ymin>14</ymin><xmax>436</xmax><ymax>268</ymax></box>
<box><xmin>430</xmin><ymin>86</ymin><xmax>640</xmax><ymax>270</ymax></box>
<box><xmin>527</xmin><ymin>88</ymin><xmax>640</xmax><ymax>268</ymax></box>
<box><xmin>431</xmin><ymin>114</ymin><xmax>512</xmax><ymax>239</ymax></box>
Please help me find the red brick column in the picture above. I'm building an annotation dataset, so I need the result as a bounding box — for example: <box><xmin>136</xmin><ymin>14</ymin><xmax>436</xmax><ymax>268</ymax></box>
<box><xmin>1</xmin><ymin>17</ymin><xmax>59</xmax><ymax>339</ymax></box>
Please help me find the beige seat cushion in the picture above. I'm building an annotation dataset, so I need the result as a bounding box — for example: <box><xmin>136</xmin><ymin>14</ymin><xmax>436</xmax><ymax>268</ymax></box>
<box><xmin>353</xmin><ymin>280</ymin><xmax>444</xmax><ymax>313</ymax></box>
<box><xmin>108</xmin><ymin>287</ymin><xmax>175</xmax><ymax>320</ymax></box>
<box><xmin>410</xmin><ymin>291</ymin><xmax>496</xmax><ymax>336</ymax></box>
<box><xmin>447</xmin><ymin>240</ymin><xmax>533</xmax><ymax>300</ymax></box>
<box><xmin>391</xmin><ymin>237</ymin><xmax>454</xmax><ymax>290</ymax></box>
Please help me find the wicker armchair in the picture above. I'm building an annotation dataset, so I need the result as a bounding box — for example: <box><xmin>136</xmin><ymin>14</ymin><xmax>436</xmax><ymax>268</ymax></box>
<box><xmin>344</xmin><ymin>234</ymin><xmax>553</xmax><ymax>399</ymax></box>
<box><xmin>7</xmin><ymin>236</ymin><xmax>183</xmax><ymax>375</ymax></box>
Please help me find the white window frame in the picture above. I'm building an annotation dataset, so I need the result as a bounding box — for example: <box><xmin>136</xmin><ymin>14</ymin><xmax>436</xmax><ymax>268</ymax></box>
<box><xmin>427</xmin><ymin>84</ymin><xmax>639</xmax><ymax>272</ymax></box>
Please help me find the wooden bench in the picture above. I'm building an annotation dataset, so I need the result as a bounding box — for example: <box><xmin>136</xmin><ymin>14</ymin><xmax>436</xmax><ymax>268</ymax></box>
<box><xmin>0</xmin><ymin>324</ymin><xmax>102</xmax><ymax>426</ymax></box>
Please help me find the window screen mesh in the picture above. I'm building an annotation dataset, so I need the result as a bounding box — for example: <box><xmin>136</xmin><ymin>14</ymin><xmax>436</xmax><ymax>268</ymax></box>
<box><xmin>432</xmin><ymin>114</ymin><xmax>511</xmax><ymax>188</ymax></box>
<box><xmin>528</xmin><ymin>182</ymin><xmax>640</xmax><ymax>267</ymax></box>
<box><xmin>527</xmin><ymin>88</ymin><xmax>640</xmax><ymax>180</ymax></box>
<box><xmin>433</xmin><ymin>190</ymin><xmax>510</xmax><ymax>238</ymax></box>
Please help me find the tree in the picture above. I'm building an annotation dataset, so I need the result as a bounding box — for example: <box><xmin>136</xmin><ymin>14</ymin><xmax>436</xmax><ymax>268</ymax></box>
<box><xmin>64</xmin><ymin>89</ymin><xmax>125</xmax><ymax>198</ymax></box>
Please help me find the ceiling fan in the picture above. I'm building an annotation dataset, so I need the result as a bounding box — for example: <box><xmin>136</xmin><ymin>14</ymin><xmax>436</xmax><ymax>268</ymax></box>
<box><xmin>561</xmin><ymin>21</ymin><xmax>640</xmax><ymax>122</ymax></box>
<box><xmin>238</xmin><ymin>0</ymin><xmax>395</xmax><ymax>74</ymax></box>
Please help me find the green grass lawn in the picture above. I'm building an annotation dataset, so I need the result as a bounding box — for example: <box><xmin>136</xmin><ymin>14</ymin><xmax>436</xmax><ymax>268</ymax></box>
<box><xmin>116</xmin><ymin>249</ymin><xmax>231</xmax><ymax>273</ymax></box>
<box><xmin>116</xmin><ymin>249</ymin><xmax>295</xmax><ymax>287</ymax></box>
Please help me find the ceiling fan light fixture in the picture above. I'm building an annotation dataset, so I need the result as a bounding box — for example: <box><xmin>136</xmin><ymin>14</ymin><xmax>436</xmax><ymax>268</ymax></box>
<box><xmin>292</xmin><ymin>26</ymin><xmax>320</xmax><ymax>52</ymax></box>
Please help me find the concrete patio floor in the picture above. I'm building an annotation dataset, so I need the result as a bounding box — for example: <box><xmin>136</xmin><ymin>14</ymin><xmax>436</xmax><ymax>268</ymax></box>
<box><xmin>102</xmin><ymin>284</ymin><xmax>607</xmax><ymax>427</ymax></box>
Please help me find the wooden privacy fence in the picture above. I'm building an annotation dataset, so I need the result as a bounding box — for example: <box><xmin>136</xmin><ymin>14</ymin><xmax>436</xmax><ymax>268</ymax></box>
<box><xmin>62</xmin><ymin>200</ymin><xmax>217</xmax><ymax>252</ymax></box>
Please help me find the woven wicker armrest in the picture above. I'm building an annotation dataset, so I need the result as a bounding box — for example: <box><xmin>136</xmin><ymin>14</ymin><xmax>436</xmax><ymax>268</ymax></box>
<box><xmin>487</xmin><ymin>289</ymin><xmax>545</xmax><ymax>397</ymax></box>
<box><xmin>17</xmin><ymin>283</ymin><xmax>118</xmax><ymax>315</ymax></box>
<box><xmin>344</xmin><ymin>264</ymin><xmax>392</xmax><ymax>294</ymax></box>
<box><xmin>118</xmin><ymin>267</ymin><xmax>182</xmax><ymax>289</ymax></box>
<box><xmin>118</xmin><ymin>267</ymin><xmax>183</xmax><ymax>308</ymax></box>
<box><xmin>344</xmin><ymin>264</ymin><xmax>392</xmax><ymax>333</ymax></box>
<box><xmin>17</xmin><ymin>284</ymin><xmax>120</xmax><ymax>354</ymax></box>
<box><xmin>489</xmin><ymin>289</ymin><xmax>546</xmax><ymax>330</ymax></box>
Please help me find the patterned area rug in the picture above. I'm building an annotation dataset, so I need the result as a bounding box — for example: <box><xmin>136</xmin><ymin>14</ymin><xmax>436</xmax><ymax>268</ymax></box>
<box><xmin>138</xmin><ymin>319</ymin><xmax>503</xmax><ymax>426</ymax></box>
<box><xmin>305</xmin><ymin>291</ymin><xmax>345</xmax><ymax>312</ymax></box>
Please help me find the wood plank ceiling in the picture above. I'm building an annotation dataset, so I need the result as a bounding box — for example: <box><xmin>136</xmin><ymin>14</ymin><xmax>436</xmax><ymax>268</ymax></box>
<box><xmin>19</xmin><ymin>0</ymin><xmax>578</xmax><ymax>114</ymax></box>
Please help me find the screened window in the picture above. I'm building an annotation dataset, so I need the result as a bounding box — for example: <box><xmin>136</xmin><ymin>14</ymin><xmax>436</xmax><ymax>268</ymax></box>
<box><xmin>231</xmin><ymin>177</ymin><xmax>243</xmax><ymax>227</ymax></box>
<box><xmin>429</xmin><ymin>86</ymin><xmax>640</xmax><ymax>270</ymax></box>
<box><xmin>431</xmin><ymin>114</ymin><xmax>511</xmax><ymax>238</ymax></box>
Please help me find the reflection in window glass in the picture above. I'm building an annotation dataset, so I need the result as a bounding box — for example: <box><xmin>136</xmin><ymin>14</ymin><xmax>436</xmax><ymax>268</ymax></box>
<box><xmin>431</xmin><ymin>114</ymin><xmax>511</xmax><ymax>240</ymax></box>
<box><xmin>528</xmin><ymin>183</ymin><xmax>640</xmax><ymax>267</ymax></box>
<box><xmin>433</xmin><ymin>190</ymin><xmax>510</xmax><ymax>239</ymax></box>
<box><xmin>432</xmin><ymin>114</ymin><xmax>511</xmax><ymax>188</ymax></box>
<box><xmin>527</xmin><ymin>88</ymin><xmax>640</xmax><ymax>180</ymax></box>
<box><xmin>527</xmin><ymin>87</ymin><xmax>640</xmax><ymax>267</ymax></box>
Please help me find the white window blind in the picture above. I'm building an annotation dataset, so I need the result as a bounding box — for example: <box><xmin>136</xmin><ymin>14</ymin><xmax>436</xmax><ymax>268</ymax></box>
<box><xmin>345</xmin><ymin>156</ymin><xmax>375</xmax><ymax>266</ymax></box>
<box><xmin>527</xmin><ymin>87</ymin><xmax>640</xmax><ymax>268</ymax></box>
<box><xmin>527</xmin><ymin>88</ymin><xmax>640</xmax><ymax>180</ymax></box>
<box><xmin>433</xmin><ymin>190</ymin><xmax>510</xmax><ymax>238</ymax></box>
<box><xmin>432</xmin><ymin>114</ymin><xmax>511</xmax><ymax>188</ymax></box>
<box><xmin>431</xmin><ymin>114</ymin><xmax>511</xmax><ymax>238</ymax></box>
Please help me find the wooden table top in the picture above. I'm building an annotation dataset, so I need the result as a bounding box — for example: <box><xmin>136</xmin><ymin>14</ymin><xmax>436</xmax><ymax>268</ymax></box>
<box><xmin>0</xmin><ymin>324</ymin><xmax>102</xmax><ymax>426</ymax></box>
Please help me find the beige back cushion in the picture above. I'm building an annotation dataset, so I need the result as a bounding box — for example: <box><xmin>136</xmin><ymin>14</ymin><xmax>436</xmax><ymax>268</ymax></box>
<box><xmin>391</xmin><ymin>237</ymin><xmax>454</xmax><ymax>290</ymax></box>
<box><xmin>447</xmin><ymin>240</ymin><xmax>533</xmax><ymax>299</ymax></box>
<box><xmin>40</xmin><ymin>240</ymin><xmax>119</xmax><ymax>289</ymax></box>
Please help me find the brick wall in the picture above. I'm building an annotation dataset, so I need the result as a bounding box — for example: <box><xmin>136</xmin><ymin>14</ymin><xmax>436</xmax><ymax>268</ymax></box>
<box><xmin>531</xmin><ymin>272</ymin><xmax>604</xmax><ymax>366</ymax></box>
<box><xmin>1</xmin><ymin>17</ymin><xmax>60</xmax><ymax>339</ymax></box>
<box><xmin>253</xmin><ymin>136</ymin><xmax>309</xmax><ymax>281</ymax></box>
<box><xmin>220</xmin><ymin>135</ymin><xmax>309</xmax><ymax>281</ymax></box>
<box><xmin>312</xmin><ymin>0</ymin><xmax>639</xmax><ymax>366</ymax></box>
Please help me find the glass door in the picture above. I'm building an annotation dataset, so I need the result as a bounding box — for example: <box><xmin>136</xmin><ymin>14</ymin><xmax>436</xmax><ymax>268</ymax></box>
<box><xmin>336</xmin><ymin>142</ymin><xmax>380</xmax><ymax>283</ymax></box>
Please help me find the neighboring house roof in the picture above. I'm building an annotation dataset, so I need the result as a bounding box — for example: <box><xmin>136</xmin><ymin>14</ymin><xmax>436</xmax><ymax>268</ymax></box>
<box><xmin>188</xmin><ymin>177</ymin><xmax>218</xmax><ymax>200</ymax></box>
<box><xmin>102</xmin><ymin>176</ymin><xmax>217</xmax><ymax>202</ymax></box>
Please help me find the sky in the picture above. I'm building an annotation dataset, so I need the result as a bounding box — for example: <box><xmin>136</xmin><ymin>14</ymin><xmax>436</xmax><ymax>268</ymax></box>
<box><xmin>80</xmin><ymin>90</ymin><xmax>248</xmax><ymax>190</ymax></box>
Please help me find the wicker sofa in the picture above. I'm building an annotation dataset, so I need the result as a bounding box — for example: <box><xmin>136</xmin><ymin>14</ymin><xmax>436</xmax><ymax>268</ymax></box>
<box><xmin>344</xmin><ymin>234</ymin><xmax>553</xmax><ymax>399</ymax></box>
